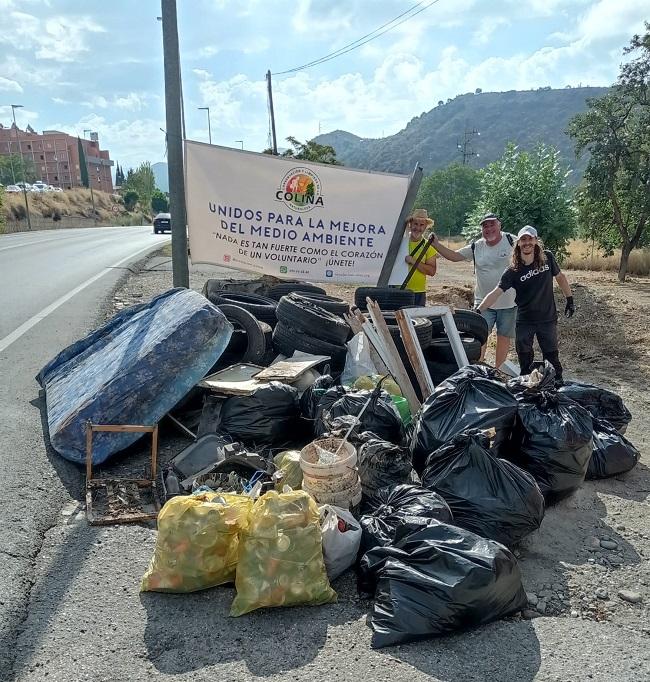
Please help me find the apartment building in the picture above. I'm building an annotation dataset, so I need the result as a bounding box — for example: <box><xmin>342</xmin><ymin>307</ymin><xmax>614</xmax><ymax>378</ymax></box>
<box><xmin>0</xmin><ymin>124</ymin><xmax>114</xmax><ymax>192</ymax></box>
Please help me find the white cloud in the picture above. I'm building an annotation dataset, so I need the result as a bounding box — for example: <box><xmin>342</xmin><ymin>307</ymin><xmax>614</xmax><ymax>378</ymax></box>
<box><xmin>0</xmin><ymin>76</ymin><xmax>23</xmax><ymax>93</ymax></box>
<box><xmin>81</xmin><ymin>96</ymin><xmax>109</xmax><ymax>109</ymax></box>
<box><xmin>45</xmin><ymin>114</ymin><xmax>166</xmax><ymax>168</ymax></box>
<box><xmin>0</xmin><ymin>11</ymin><xmax>105</xmax><ymax>62</ymax></box>
<box><xmin>114</xmin><ymin>93</ymin><xmax>149</xmax><ymax>111</ymax></box>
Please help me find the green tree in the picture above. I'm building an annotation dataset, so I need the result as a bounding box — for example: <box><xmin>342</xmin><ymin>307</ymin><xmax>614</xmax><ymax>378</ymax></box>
<box><xmin>568</xmin><ymin>24</ymin><xmax>650</xmax><ymax>281</ymax></box>
<box><xmin>151</xmin><ymin>189</ymin><xmax>169</xmax><ymax>212</ymax></box>
<box><xmin>123</xmin><ymin>189</ymin><xmax>139</xmax><ymax>211</ymax></box>
<box><xmin>463</xmin><ymin>143</ymin><xmax>576</xmax><ymax>256</ymax></box>
<box><xmin>415</xmin><ymin>164</ymin><xmax>480</xmax><ymax>237</ymax></box>
<box><xmin>123</xmin><ymin>161</ymin><xmax>156</xmax><ymax>210</ymax></box>
<box><xmin>279</xmin><ymin>136</ymin><xmax>342</xmax><ymax>165</ymax></box>
<box><xmin>0</xmin><ymin>154</ymin><xmax>37</xmax><ymax>185</ymax></box>
<box><xmin>77</xmin><ymin>138</ymin><xmax>89</xmax><ymax>188</ymax></box>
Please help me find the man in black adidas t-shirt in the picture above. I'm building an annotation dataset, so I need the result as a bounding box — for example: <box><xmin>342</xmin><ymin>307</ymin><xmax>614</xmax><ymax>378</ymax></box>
<box><xmin>478</xmin><ymin>225</ymin><xmax>575</xmax><ymax>382</ymax></box>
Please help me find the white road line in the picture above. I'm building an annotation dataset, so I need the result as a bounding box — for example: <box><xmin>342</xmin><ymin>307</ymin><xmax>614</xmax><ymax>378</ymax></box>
<box><xmin>0</xmin><ymin>242</ymin><xmax>167</xmax><ymax>354</ymax></box>
<box><xmin>0</xmin><ymin>236</ymin><xmax>75</xmax><ymax>253</ymax></box>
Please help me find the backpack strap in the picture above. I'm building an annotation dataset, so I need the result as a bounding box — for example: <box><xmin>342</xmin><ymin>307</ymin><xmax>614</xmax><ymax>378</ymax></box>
<box><xmin>506</xmin><ymin>233</ymin><xmax>514</xmax><ymax>246</ymax></box>
<box><xmin>471</xmin><ymin>240</ymin><xmax>477</xmax><ymax>274</ymax></box>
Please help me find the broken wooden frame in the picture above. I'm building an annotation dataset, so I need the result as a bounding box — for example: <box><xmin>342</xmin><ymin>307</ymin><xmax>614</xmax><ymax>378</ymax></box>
<box><xmin>85</xmin><ymin>422</ymin><xmax>160</xmax><ymax>526</ymax></box>
<box><xmin>365</xmin><ymin>299</ymin><xmax>421</xmax><ymax>413</ymax></box>
<box><xmin>395</xmin><ymin>305</ymin><xmax>469</xmax><ymax>401</ymax></box>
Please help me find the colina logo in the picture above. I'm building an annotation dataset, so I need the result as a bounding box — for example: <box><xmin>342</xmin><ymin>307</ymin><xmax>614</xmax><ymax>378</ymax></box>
<box><xmin>276</xmin><ymin>167</ymin><xmax>324</xmax><ymax>212</ymax></box>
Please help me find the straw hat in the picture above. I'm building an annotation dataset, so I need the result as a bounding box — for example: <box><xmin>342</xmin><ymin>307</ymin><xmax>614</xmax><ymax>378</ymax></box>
<box><xmin>407</xmin><ymin>208</ymin><xmax>434</xmax><ymax>226</ymax></box>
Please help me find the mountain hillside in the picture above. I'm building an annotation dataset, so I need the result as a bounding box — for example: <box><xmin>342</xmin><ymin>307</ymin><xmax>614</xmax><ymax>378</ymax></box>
<box><xmin>152</xmin><ymin>162</ymin><xmax>168</xmax><ymax>193</ymax></box>
<box><xmin>314</xmin><ymin>87</ymin><xmax>609</xmax><ymax>179</ymax></box>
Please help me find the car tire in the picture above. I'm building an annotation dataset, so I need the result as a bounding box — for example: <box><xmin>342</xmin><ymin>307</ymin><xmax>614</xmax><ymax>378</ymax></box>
<box><xmin>426</xmin><ymin>336</ymin><xmax>482</xmax><ymax>363</ymax></box>
<box><xmin>426</xmin><ymin>359</ymin><xmax>460</xmax><ymax>386</ymax></box>
<box><xmin>379</xmin><ymin>313</ymin><xmax>433</xmax><ymax>350</ymax></box>
<box><xmin>276</xmin><ymin>294</ymin><xmax>350</xmax><ymax>344</ymax></box>
<box><xmin>354</xmin><ymin>286</ymin><xmax>415</xmax><ymax>311</ymax></box>
<box><xmin>272</xmin><ymin>322</ymin><xmax>347</xmax><ymax>366</ymax></box>
<box><xmin>267</xmin><ymin>282</ymin><xmax>326</xmax><ymax>300</ymax></box>
<box><xmin>295</xmin><ymin>292</ymin><xmax>350</xmax><ymax>317</ymax></box>
<box><xmin>427</xmin><ymin>309</ymin><xmax>489</xmax><ymax>345</ymax></box>
<box><xmin>217</xmin><ymin>304</ymin><xmax>267</xmax><ymax>364</ymax></box>
<box><xmin>210</xmin><ymin>292</ymin><xmax>278</xmax><ymax>326</ymax></box>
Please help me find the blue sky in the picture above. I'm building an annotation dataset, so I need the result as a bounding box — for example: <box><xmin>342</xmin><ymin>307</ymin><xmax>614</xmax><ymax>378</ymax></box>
<box><xmin>0</xmin><ymin>0</ymin><xmax>647</xmax><ymax>175</ymax></box>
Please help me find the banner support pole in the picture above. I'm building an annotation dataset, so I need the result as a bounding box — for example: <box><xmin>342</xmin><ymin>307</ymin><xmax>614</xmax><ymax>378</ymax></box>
<box><xmin>161</xmin><ymin>0</ymin><xmax>190</xmax><ymax>288</ymax></box>
<box><xmin>377</xmin><ymin>163</ymin><xmax>423</xmax><ymax>286</ymax></box>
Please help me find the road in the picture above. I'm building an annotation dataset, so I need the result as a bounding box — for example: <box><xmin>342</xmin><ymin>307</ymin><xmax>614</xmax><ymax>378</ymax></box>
<box><xmin>0</xmin><ymin>226</ymin><xmax>169</xmax><ymax>680</ymax></box>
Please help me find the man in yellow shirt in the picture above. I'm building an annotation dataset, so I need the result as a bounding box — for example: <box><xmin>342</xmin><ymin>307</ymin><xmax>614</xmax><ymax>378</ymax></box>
<box><xmin>404</xmin><ymin>208</ymin><xmax>437</xmax><ymax>306</ymax></box>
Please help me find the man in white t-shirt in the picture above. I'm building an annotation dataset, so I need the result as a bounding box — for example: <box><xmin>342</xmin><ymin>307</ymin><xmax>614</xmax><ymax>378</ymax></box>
<box><xmin>432</xmin><ymin>213</ymin><xmax>516</xmax><ymax>367</ymax></box>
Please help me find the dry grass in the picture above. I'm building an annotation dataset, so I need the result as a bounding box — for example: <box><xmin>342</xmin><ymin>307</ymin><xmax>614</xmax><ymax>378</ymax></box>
<box><xmin>564</xmin><ymin>239</ymin><xmax>650</xmax><ymax>276</ymax></box>
<box><xmin>2</xmin><ymin>188</ymin><xmax>151</xmax><ymax>226</ymax></box>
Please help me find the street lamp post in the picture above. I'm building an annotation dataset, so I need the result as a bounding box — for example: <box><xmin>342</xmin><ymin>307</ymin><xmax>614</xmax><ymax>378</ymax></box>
<box><xmin>11</xmin><ymin>104</ymin><xmax>32</xmax><ymax>231</ymax></box>
<box><xmin>198</xmin><ymin>107</ymin><xmax>212</xmax><ymax>144</ymax></box>
<box><xmin>235</xmin><ymin>140</ymin><xmax>244</xmax><ymax>150</ymax></box>
<box><xmin>83</xmin><ymin>129</ymin><xmax>97</xmax><ymax>223</ymax></box>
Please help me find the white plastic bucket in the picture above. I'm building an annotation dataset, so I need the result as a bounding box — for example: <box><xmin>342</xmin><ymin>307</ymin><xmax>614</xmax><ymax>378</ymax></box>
<box><xmin>300</xmin><ymin>438</ymin><xmax>358</xmax><ymax>495</ymax></box>
<box><xmin>303</xmin><ymin>476</ymin><xmax>362</xmax><ymax>508</ymax></box>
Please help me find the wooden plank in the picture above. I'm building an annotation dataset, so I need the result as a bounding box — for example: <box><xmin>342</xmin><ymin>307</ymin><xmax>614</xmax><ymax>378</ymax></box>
<box><xmin>151</xmin><ymin>424</ymin><xmax>159</xmax><ymax>480</ymax></box>
<box><xmin>395</xmin><ymin>309</ymin><xmax>434</xmax><ymax>400</ymax></box>
<box><xmin>365</xmin><ymin>300</ymin><xmax>421</xmax><ymax>412</ymax></box>
<box><xmin>358</xmin><ymin>323</ymin><xmax>391</xmax><ymax>377</ymax></box>
<box><xmin>85</xmin><ymin>421</ymin><xmax>93</xmax><ymax>483</ymax></box>
<box><xmin>90</xmin><ymin>424</ymin><xmax>156</xmax><ymax>433</ymax></box>
<box><xmin>377</xmin><ymin>163</ymin><xmax>424</xmax><ymax>286</ymax></box>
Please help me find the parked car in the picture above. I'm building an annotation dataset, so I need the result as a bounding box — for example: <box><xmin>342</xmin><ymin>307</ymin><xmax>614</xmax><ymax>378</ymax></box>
<box><xmin>52</xmin><ymin>186</ymin><xmax>64</xmax><ymax>193</ymax></box>
<box><xmin>5</xmin><ymin>184</ymin><xmax>21</xmax><ymax>193</ymax></box>
<box><xmin>31</xmin><ymin>181</ymin><xmax>50</xmax><ymax>192</ymax></box>
<box><xmin>153</xmin><ymin>212</ymin><xmax>171</xmax><ymax>234</ymax></box>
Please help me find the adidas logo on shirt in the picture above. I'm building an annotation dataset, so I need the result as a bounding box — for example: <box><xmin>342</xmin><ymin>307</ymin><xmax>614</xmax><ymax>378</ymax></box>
<box><xmin>520</xmin><ymin>264</ymin><xmax>550</xmax><ymax>281</ymax></box>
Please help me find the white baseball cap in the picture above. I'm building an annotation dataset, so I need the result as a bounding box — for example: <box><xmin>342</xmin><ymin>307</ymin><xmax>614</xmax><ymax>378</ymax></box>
<box><xmin>517</xmin><ymin>225</ymin><xmax>538</xmax><ymax>240</ymax></box>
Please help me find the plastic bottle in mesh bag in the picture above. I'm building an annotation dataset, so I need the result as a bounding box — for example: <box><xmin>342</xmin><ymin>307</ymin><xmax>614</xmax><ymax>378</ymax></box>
<box><xmin>230</xmin><ymin>490</ymin><xmax>337</xmax><ymax>616</ymax></box>
<box><xmin>140</xmin><ymin>492</ymin><xmax>252</xmax><ymax>593</ymax></box>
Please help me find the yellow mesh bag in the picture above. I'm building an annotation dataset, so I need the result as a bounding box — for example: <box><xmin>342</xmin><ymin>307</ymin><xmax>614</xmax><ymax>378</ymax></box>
<box><xmin>140</xmin><ymin>492</ymin><xmax>251</xmax><ymax>593</ymax></box>
<box><xmin>230</xmin><ymin>490</ymin><xmax>337</xmax><ymax>616</ymax></box>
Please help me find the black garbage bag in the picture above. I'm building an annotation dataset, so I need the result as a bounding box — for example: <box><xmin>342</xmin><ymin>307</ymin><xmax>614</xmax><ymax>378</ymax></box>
<box><xmin>496</xmin><ymin>391</ymin><xmax>593</xmax><ymax>501</ymax></box>
<box><xmin>360</xmin><ymin>484</ymin><xmax>452</xmax><ymax>555</ymax></box>
<box><xmin>357</xmin><ymin>432</ymin><xmax>417</xmax><ymax>499</ymax></box>
<box><xmin>558</xmin><ymin>380</ymin><xmax>632</xmax><ymax>433</ymax></box>
<box><xmin>316</xmin><ymin>388</ymin><xmax>404</xmax><ymax>444</ymax></box>
<box><xmin>507</xmin><ymin>361</ymin><xmax>557</xmax><ymax>396</ymax></box>
<box><xmin>587</xmin><ymin>418</ymin><xmax>640</xmax><ymax>480</ymax></box>
<box><xmin>299</xmin><ymin>374</ymin><xmax>335</xmax><ymax>421</ymax></box>
<box><xmin>361</xmin><ymin>522</ymin><xmax>527</xmax><ymax>648</ymax></box>
<box><xmin>313</xmin><ymin>385</ymin><xmax>349</xmax><ymax>434</ymax></box>
<box><xmin>410</xmin><ymin>364</ymin><xmax>519</xmax><ymax>474</ymax></box>
<box><xmin>421</xmin><ymin>432</ymin><xmax>544</xmax><ymax>546</ymax></box>
<box><xmin>219</xmin><ymin>382</ymin><xmax>300</xmax><ymax>446</ymax></box>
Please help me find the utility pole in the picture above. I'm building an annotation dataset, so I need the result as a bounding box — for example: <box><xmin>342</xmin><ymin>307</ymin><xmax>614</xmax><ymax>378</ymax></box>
<box><xmin>198</xmin><ymin>106</ymin><xmax>211</xmax><ymax>144</ymax></box>
<box><xmin>83</xmin><ymin>129</ymin><xmax>97</xmax><ymax>223</ymax></box>
<box><xmin>456</xmin><ymin>127</ymin><xmax>480</xmax><ymax>165</ymax></box>
<box><xmin>161</xmin><ymin>0</ymin><xmax>189</xmax><ymax>288</ymax></box>
<box><xmin>235</xmin><ymin>140</ymin><xmax>243</xmax><ymax>150</ymax></box>
<box><xmin>266</xmin><ymin>70</ymin><xmax>278</xmax><ymax>155</ymax></box>
<box><xmin>11</xmin><ymin>104</ymin><xmax>32</xmax><ymax>231</ymax></box>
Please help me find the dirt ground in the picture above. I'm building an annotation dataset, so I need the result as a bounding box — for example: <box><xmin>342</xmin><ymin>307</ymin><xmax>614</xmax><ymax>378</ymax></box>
<box><xmin>103</xmin><ymin>253</ymin><xmax>650</xmax><ymax>674</ymax></box>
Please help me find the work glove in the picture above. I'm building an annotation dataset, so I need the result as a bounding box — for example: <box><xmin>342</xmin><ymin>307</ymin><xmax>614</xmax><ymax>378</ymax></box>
<box><xmin>564</xmin><ymin>296</ymin><xmax>575</xmax><ymax>318</ymax></box>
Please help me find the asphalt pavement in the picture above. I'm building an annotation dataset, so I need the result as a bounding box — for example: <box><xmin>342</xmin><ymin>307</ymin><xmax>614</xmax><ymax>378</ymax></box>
<box><xmin>0</xmin><ymin>226</ymin><xmax>169</xmax><ymax>680</ymax></box>
<box><xmin>1</xmin><ymin>230</ymin><xmax>648</xmax><ymax>681</ymax></box>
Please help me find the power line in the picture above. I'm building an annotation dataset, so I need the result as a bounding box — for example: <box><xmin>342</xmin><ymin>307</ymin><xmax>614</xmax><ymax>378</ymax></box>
<box><xmin>273</xmin><ymin>0</ymin><xmax>441</xmax><ymax>76</ymax></box>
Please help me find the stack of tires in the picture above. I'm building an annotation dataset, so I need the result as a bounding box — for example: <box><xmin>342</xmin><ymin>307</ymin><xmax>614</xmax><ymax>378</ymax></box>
<box><xmin>422</xmin><ymin>310</ymin><xmax>489</xmax><ymax>385</ymax></box>
<box><xmin>207</xmin><ymin>282</ymin><xmax>333</xmax><ymax>370</ymax></box>
<box><xmin>354</xmin><ymin>286</ymin><xmax>415</xmax><ymax>311</ymax></box>
<box><xmin>273</xmin><ymin>293</ymin><xmax>351</xmax><ymax>368</ymax></box>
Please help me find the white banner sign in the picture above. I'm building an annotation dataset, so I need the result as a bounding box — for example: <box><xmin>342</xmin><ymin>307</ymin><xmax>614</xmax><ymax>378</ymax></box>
<box><xmin>185</xmin><ymin>141</ymin><xmax>410</xmax><ymax>284</ymax></box>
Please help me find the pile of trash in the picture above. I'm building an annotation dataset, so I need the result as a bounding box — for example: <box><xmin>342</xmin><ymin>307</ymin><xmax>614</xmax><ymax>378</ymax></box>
<box><xmin>37</xmin><ymin>282</ymin><xmax>639</xmax><ymax>649</ymax></box>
